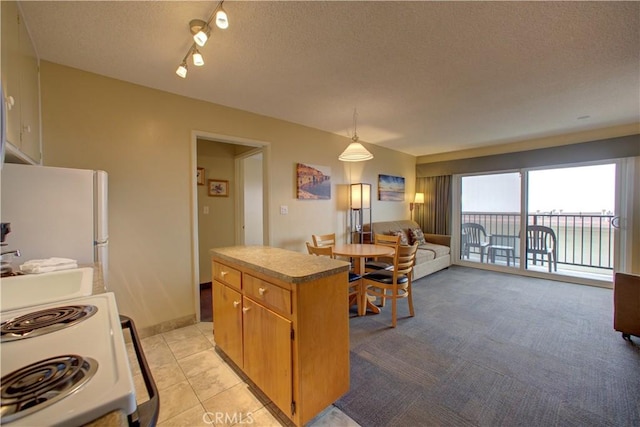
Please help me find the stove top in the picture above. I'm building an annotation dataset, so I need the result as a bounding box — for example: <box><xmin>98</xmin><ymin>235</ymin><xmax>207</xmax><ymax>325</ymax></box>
<box><xmin>1</xmin><ymin>305</ymin><xmax>98</xmax><ymax>342</ymax></box>
<box><xmin>0</xmin><ymin>293</ymin><xmax>136</xmax><ymax>426</ymax></box>
<box><xmin>1</xmin><ymin>354</ymin><xmax>98</xmax><ymax>423</ymax></box>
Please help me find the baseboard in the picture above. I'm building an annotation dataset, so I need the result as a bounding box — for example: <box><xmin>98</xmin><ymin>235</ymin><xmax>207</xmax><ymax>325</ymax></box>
<box><xmin>135</xmin><ymin>314</ymin><xmax>198</xmax><ymax>340</ymax></box>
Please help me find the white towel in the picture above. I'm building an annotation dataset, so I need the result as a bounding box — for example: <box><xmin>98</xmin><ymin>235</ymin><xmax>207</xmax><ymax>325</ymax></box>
<box><xmin>19</xmin><ymin>257</ymin><xmax>78</xmax><ymax>274</ymax></box>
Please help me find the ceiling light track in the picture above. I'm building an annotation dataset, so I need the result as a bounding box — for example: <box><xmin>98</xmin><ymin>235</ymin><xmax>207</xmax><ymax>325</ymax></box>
<box><xmin>175</xmin><ymin>0</ymin><xmax>229</xmax><ymax>79</ymax></box>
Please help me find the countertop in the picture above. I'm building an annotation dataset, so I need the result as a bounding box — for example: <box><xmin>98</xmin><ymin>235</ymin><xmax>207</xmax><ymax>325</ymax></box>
<box><xmin>211</xmin><ymin>245</ymin><xmax>350</xmax><ymax>283</ymax></box>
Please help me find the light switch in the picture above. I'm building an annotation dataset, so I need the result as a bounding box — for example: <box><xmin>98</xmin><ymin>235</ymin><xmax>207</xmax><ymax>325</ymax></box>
<box><xmin>203</xmin><ymin>206</ymin><xmax>209</xmax><ymax>214</ymax></box>
<box><xmin>280</xmin><ymin>205</ymin><xmax>288</xmax><ymax>215</ymax></box>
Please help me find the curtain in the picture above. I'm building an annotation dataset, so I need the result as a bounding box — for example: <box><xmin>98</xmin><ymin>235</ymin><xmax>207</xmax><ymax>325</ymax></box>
<box><xmin>415</xmin><ymin>175</ymin><xmax>451</xmax><ymax>235</ymax></box>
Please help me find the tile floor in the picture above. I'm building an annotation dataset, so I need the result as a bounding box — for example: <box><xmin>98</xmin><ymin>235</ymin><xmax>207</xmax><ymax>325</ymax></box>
<box><xmin>126</xmin><ymin>322</ymin><xmax>359</xmax><ymax>427</ymax></box>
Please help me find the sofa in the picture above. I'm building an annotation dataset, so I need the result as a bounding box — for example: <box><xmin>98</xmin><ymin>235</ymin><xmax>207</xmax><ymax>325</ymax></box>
<box><xmin>362</xmin><ymin>220</ymin><xmax>451</xmax><ymax>280</ymax></box>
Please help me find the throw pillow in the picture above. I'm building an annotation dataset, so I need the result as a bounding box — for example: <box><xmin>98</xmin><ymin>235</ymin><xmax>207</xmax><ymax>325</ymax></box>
<box><xmin>409</xmin><ymin>228</ymin><xmax>426</xmax><ymax>245</ymax></box>
<box><xmin>389</xmin><ymin>230</ymin><xmax>409</xmax><ymax>245</ymax></box>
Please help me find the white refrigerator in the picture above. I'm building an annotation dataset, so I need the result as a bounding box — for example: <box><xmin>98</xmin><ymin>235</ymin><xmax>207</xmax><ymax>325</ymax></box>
<box><xmin>1</xmin><ymin>163</ymin><xmax>108</xmax><ymax>284</ymax></box>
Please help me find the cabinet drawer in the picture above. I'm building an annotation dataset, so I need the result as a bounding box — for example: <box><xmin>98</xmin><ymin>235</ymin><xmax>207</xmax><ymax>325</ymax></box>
<box><xmin>213</xmin><ymin>262</ymin><xmax>242</xmax><ymax>290</ymax></box>
<box><xmin>244</xmin><ymin>274</ymin><xmax>291</xmax><ymax>315</ymax></box>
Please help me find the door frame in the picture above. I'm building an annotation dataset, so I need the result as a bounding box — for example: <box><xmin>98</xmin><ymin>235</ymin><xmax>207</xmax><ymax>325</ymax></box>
<box><xmin>190</xmin><ymin>130</ymin><xmax>271</xmax><ymax>321</ymax></box>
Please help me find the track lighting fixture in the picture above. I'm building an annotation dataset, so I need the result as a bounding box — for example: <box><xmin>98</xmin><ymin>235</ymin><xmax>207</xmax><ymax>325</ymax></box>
<box><xmin>175</xmin><ymin>1</ymin><xmax>229</xmax><ymax>78</ymax></box>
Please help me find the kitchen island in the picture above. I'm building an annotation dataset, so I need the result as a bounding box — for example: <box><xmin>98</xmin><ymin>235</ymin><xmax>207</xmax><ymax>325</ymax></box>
<box><xmin>210</xmin><ymin>246</ymin><xmax>351</xmax><ymax>426</ymax></box>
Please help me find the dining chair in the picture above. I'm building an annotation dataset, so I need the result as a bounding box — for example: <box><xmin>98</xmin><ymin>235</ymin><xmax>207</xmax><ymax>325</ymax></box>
<box><xmin>306</xmin><ymin>242</ymin><xmax>360</xmax><ymax>308</ymax></box>
<box><xmin>461</xmin><ymin>223</ymin><xmax>490</xmax><ymax>263</ymax></box>
<box><xmin>364</xmin><ymin>233</ymin><xmax>400</xmax><ymax>272</ymax></box>
<box><xmin>362</xmin><ymin>243</ymin><xmax>418</xmax><ymax>328</ymax></box>
<box><xmin>312</xmin><ymin>233</ymin><xmax>336</xmax><ymax>247</ymax></box>
<box><xmin>526</xmin><ymin>225</ymin><xmax>557</xmax><ymax>272</ymax></box>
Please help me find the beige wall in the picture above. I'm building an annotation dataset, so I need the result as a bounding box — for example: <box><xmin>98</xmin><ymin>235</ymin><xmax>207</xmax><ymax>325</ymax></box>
<box><xmin>39</xmin><ymin>61</ymin><xmax>416</xmax><ymax>332</ymax></box>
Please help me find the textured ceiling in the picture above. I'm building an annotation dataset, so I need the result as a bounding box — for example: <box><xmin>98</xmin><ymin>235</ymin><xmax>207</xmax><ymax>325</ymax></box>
<box><xmin>18</xmin><ymin>1</ymin><xmax>640</xmax><ymax>157</ymax></box>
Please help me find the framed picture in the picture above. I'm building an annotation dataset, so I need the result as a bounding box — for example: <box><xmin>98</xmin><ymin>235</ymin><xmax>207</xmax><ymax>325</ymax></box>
<box><xmin>296</xmin><ymin>163</ymin><xmax>331</xmax><ymax>200</ymax></box>
<box><xmin>378</xmin><ymin>174</ymin><xmax>405</xmax><ymax>201</ymax></box>
<box><xmin>197</xmin><ymin>167</ymin><xmax>205</xmax><ymax>186</ymax></box>
<box><xmin>208</xmin><ymin>179</ymin><xmax>229</xmax><ymax>197</ymax></box>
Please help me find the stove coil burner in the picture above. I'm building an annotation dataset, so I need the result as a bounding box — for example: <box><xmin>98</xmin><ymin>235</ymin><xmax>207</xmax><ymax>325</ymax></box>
<box><xmin>0</xmin><ymin>305</ymin><xmax>98</xmax><ymax>342</ymax></box>
<box><xmin>0</xmin><ymin>354</ymin><xmax>98</xmax><ymax>423</ymax></box>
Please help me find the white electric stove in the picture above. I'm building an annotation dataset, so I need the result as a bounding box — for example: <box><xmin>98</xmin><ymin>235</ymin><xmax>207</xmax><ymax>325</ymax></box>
<box><xmin>0</xmin><ymin>292</ymin><xmax>137</xmax><ymax>426</ymax></box>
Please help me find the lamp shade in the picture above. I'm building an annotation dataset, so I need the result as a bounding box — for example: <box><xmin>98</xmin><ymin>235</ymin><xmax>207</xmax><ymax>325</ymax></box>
<box><xmin>339</xmin><ymin>142</ymin><xmax>374</xmax><ymax>162</ymax></box>
<box><xmin>193</xmin><ymin>28</ymin><xmax>209</xmax><ymax>47</ymax></box>
<box><xmin>216</xmin><ymin>8</ymin><xmax>229</xmax><ymax>29</ymax></box>
<box><xmin>176</xmin><ymin>63</ymin><xmax>188</xmax><ymax>78</ymax></box>
<box><xmin>192</xmin><ymin>50</ymin><xmax>204</xmax><ymax>66</ymax></box>
<box><xmin>413</xmin><ymin>193</ymin><xmax>425</xmax><ymax>204</ymax></box>
<box><xmin>351</xmin><ymin>183</ymin><xmax>371</xmax><ymax>209</ymax></box>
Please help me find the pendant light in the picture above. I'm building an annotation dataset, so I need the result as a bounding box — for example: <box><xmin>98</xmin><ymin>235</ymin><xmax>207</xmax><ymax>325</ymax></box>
<box><xmin>339</xmin><ymin>109</ymin><xmax>374</xmax><ymax>162</ymax></box>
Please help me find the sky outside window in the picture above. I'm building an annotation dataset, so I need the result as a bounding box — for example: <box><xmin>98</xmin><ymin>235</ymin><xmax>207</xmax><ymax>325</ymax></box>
<box><xmin>528</xmin><ymin>164</ymin><xmax>615</xmax><ymax>214</ymax></box>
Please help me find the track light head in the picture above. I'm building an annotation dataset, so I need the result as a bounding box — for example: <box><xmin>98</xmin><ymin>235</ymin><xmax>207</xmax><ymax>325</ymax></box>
<box><xmin>215</xmin><ymin>7</ymin><xmax>229</xmax><ymax>29</ymax></box>
<box><xmin>190</xmin><ymin>19</ymin><xmax>210</xmax><ymax>47</ymax></box>
<box><xmin>176</xmin><ymin>62</ymin><xmax>188</xmax><ymax>78</ymax></box>
<box><xmin>192</xmin><ymin>48</ymin><xmax>204</xmax><ymax>66</ymax></box>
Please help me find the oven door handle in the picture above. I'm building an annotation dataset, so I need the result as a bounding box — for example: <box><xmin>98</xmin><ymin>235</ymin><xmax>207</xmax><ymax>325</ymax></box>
<box><xmin>120</xmin><ymin>315</ymin><xmax>159</xmax><ymax>427</ymax></box>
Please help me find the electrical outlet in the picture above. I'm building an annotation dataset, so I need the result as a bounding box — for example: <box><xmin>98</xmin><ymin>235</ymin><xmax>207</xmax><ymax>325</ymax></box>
<box><xmin>280</xmin><ymin>205</ymin><xmax>288</xmax><ymax>215</ymax></box>
<box><xmin>203</xmin><ymin>206</ymin><xmax>209</xmax><ymax>215</ymax></box>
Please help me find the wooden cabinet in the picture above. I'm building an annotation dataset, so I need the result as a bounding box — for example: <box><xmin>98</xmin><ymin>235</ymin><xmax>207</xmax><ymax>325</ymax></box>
<box><xmin>211</xmin><ymin>246</ymin><xmax>350</xmax><ymax>426</ymax></box>
<box><xmin>242</xmin><ymin>297</ymin><xmax>292</xmax><ymax>413</ymax></box>
<box><xmin>212</xmin><ymin>280</ymin><xmax>243</xmax><ymax>367</ymax></box>
<box><xmin>1</xmin><ymin>0</ymin><xmax>41</xmax><ymax>165</ymax></box>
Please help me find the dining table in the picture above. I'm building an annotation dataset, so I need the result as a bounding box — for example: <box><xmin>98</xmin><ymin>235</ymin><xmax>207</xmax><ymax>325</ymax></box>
<box><xmin>332</xmin><ymin>243</ymin><xmax>395</xmax><ymax>316</ymax></box>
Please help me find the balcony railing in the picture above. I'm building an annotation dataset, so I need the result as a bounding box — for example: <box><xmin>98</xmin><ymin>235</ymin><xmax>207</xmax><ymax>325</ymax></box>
<box><xmin>461</xmin><ymin>212</ymin><xmax>615</xmax><ymax>270</ymax></box>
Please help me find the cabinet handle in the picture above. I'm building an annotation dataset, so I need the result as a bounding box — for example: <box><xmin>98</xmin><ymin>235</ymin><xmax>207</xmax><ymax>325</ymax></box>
<box><xmin>5</xmin><ymin>95</ymin><xmax>15</xmax><ymax>110</ymax></box>
<box><xmin>220</xmin><ymin>271</ymin><xmax>228</xmax><ymax>277</ymax></box>
<box><xmin>258</xmin><ymin>287</ymin><xmax>266</xmax><ymax>296</ymax></box>
<box><xmin>233</xmin><ymin>301</ymin><xmax>240</xmax><ymax>308</ymax></box>
<box><xmin>242</xmin><ymin>307</ymin><xmax>251</xmax><ymax>313</ymax></box>
<box><xmin>22</xmin><ymin>125</ymin><xmax>31</xmax><ymax>133</ymax></box>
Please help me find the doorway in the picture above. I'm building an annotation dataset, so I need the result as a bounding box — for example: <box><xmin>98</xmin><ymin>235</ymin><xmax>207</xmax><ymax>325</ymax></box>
<box><xmin>191</xmin><ymin>132</ymin><xmax>270</xmax><ymax>321</ymax></box>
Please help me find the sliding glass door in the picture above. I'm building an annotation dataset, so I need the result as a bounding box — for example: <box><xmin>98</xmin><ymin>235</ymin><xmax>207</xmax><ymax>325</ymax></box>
<box><xmin>459</xmin><ymin>172</ymin><xmax>521</xmax><ymax>269</ymax></box>
<box><xmin>526</xmin><ymin>164</ymin><xmax>615</xmax><ymax>281</ymax></box>
<box><xmin>456</xmin><ymin>162</ymin><xmax>619</xmax><ymax>285</ymax></box>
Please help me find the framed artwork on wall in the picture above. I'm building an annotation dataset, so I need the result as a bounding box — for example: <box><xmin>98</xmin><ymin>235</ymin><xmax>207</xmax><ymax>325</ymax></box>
<box><xmin>208</xmin><ymin>179</ymin><xmax>229</xmax><ymax>197</ymax></box>
<box><xmin>378</xmin><ymin>174</ymin><xmax>405</xmax><ymax>201</ymax></box>
<box><xmin>296</xmin><ymin>163</ymin><xmax>331</xmax><ymax>200</ymax></box>
<box><xmin>197</xmin><ymin>167</ymin><xmax>205</xmax><ymax>185</ymax></box>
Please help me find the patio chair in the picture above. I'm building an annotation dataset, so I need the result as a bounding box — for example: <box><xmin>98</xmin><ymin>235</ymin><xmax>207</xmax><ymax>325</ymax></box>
<box><xmin>461</xmin><ymin>223</ymin><xmax>490</xmax><ymax>263</ymax></box>
<box><xmin>526</xmin><ymin>225</ymin><xmax>557</xmax><ymax>272</ymax></box>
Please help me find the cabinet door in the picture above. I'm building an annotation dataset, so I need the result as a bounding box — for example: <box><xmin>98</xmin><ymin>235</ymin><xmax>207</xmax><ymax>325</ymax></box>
<box><xmin>242</xmin><ymin>297</ymin><xmax>292</xmax><ymax>416</ymax></box>
<box><xmin>1</xmin><ymin>0</ymin><xmax>21</xmax><ymax>146</ymax></box>
<box><xmin>212</xmin><ymin>281</ymin><xmax>243</xmax><ymax>368</ymax></box>
<box><xmin>18</xmin><ymin>15</ymin><xmax>41</xmax><ymax>163</ymax></box>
